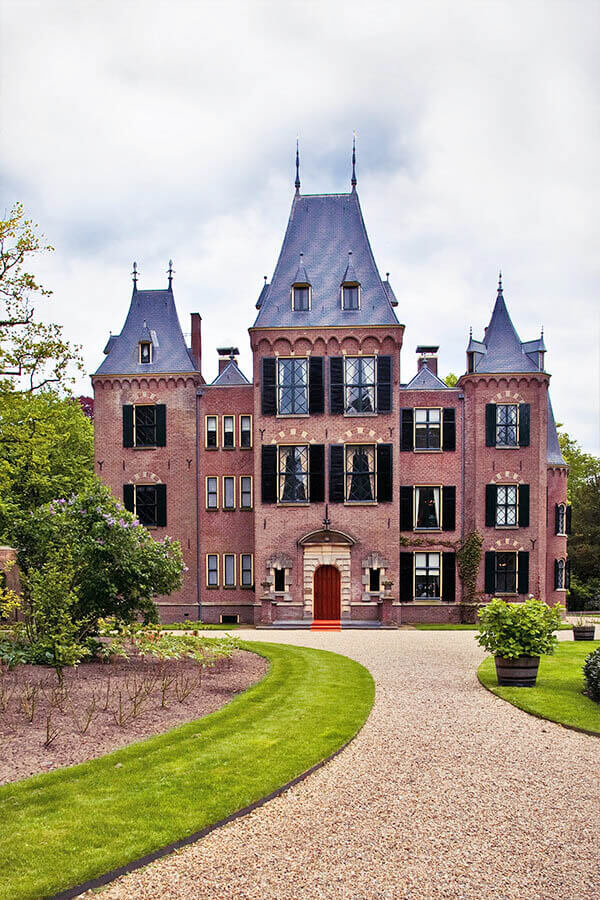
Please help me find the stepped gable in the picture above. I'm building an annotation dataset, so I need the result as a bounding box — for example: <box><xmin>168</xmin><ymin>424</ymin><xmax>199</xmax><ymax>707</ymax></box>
<box><xmin>547</xmin><ymin>395</ymin><xmax>567</xmax><ymax>465</ymax></box>
<box><xmin>95</xmin><ymin>286</ymin><xmax>198</xmax><ymax>376</ymax></box>
<box><xmin>253</xmin><ymin>190</ymin><xmax>399</xmax><ymax>328</ymax></box>
<box><xmin>470</xmin><ymin>280</ymin><xmax>540</xmax><ymax>374</ymax></box>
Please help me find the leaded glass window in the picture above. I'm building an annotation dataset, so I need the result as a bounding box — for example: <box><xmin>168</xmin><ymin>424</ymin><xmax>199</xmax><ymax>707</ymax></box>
<box><xmin>415</xmin><ymin>486</ymin><xmax>441</xmax><ymax>529</ymax></box>
<box><xmin>415</xmin><ymin>552</ymin><xmax>440</xmax><ymax>599</ymax></box>
<box><xmin>278</xmin><ymin>445</ymin><xmax>308</xmax><ymax>503</ymax></box>
<box><xmin>277</xmin><ymin>358</ymin><xmax>308</xmax><ymax>415</ymax></box>
<box><xmin>134</xmin><ymin>405</ymin><xmax>157</xmax><ymax>447</ymax></box>
<box><xmin>345</xmin><ymin>444</ymin><xmax>375</xmax><ymax>502</ymax></box>
<box><xmin>496</xmin><ymin>404</ymin><xmax>518</xmax><ymax>447</ymax></box>
<box><xmin>415</xmin><ymin>408</ymin><xmax>441</xmax><ymax>449</ymax></box>
<box><xmin>135</xmin><ymin>485</ymin><xmax>157</xmax><ymax>526</ymax></box>
<box><xmin>344</xmin><ymin>357</ymin><xmax>375</xmax><ymax>414</ymax></box>
<box><xmin>495</xmin><ymin>552</ymin><xmax>517</xmax><ymax>593</ymax></box>
<box><xmin>496</xmin><ymin>485</ymin><xmax>517</xmax><ymax>526</ymax></box>
<box><xmin>557</xmin><ymin>504</ymin><xmax>566</xmax><ymax>535</ymax></box>
<box><xmin>556</xmin><ymin>558</ymin><xmax>565</xmax><ymax>589</ymax></box>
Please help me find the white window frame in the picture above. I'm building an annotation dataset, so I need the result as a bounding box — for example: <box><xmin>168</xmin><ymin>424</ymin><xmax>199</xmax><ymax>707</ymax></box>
<box><xmin>205</xmin><ymin>415</ymin><xmax>218</xmax><ymax>450</ymax></box>
<box><xmin>139</xmin><ymin>341</ymin><xmax>152</xmax><ymax>364</ymax></box>
<box><xmin>414</xmin><ymin>407</ymin><xmax>442</xmax><ymax>451</ymax></box>
<box><xmin>341</xmin><ymin>282</ymin><xmax>361</xmax><ymax>310</ymax></box>
<box><xmin>277</xmin><ymin>357</ymin><xmax>309</xmax><ymax>416</ymax></box>
<box><xmin>414</xmin><ymin>485</ymin><xmax>442</xmax><ymax>531</ymax></box>
<box><xmin>222</xmin><ymin>415</ymin><xmax>235</xmax><ymax>449</ymax></box>
<box><xmin>495</xmin><ymin>483</ymin><xmax>519</xmax><ymax>528</ymax></box>
<box><xmin>239</xmin><ymin>415</ymin><xmax>253</xmax><ymax>449</ymax></box>
<box><xmin>291</xmin><ymin>284</ymin><xmax>311</xmax><ymax>311</ymax></box>
<box><xmin>414</xmin><ymin>552</ymin><xmax>441</xmax><ymax>601</ymax></box>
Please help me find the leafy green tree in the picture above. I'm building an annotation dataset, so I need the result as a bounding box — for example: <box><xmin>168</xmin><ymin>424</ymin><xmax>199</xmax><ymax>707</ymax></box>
<box><xmin>444</xmin><ymin>372</ymin><xmax>458</xmax><ymax>387</ymax></box>
<box><xmin>0</xmin><ymin>389</ymin><xmax>94</xmax><ymax>542</ymax></box>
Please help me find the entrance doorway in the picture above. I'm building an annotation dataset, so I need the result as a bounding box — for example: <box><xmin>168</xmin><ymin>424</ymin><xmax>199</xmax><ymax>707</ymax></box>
<box><xmin>313</xmin><ymin>565</ymin><xmax>341</xmax><ymax>620</ymax></box>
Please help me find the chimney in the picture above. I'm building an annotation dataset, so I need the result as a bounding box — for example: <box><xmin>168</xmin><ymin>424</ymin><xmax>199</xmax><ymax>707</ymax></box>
<box><xmin>190</xmin><ymin>313</ymin><xmax>202</xmax><ymax>371</ymax></box>
<box><xmin>217</xmin><ymin>346</ymin><xmax>239</xmax><ymax>374</ymax></box>
<box><xmin>416</xmin><ymin>345</ymin><xmax>439</xmax><ymax>376</ymax></box>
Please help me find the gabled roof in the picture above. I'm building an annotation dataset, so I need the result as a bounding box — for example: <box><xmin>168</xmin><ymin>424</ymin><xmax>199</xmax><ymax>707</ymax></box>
<box><xmin>547</xmin><ymin>395</ymin><xmax>567</xmax><ymax>465</ymax></box>
<box><xmin>95</xmin><ymin>288</ymin><xmax>199</xmax><ymax>376</ymax></box>
<box><xmin>210</xmin><ymin>359</ymin><xmax>251</xmax><ymax>386</ymax></box>
<box><xmin>253</xmin><ymin>191</ymin><xmax>399</xmax><ymax>328</ymax></box>
<box><xmin>402</xmin><ymin>362</ymin><xmax>451</xmax><ymax>391</ymax></box>
<box><xmin>470</xmin><ymin>283</ymin><xmax>541</xmax><ymax>374</ymax></box>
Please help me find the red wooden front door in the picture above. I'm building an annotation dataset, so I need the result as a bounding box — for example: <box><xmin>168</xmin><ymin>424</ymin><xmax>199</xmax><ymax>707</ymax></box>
<box><xmin>314</xmin><ymin>565</ymin><xmax>341</xmax><ymax>620</ymax></box>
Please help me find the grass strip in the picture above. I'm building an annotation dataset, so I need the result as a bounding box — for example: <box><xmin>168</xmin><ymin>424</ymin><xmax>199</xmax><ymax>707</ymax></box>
<box><xmin>0</xmin><ymin>641</ymin><xmax>374</xmax><ymax>900</ymax></box>
<box><xmin>477</xmin><ymin>640</ymin><xmax>600</xmax><ymax>735</ymax></box>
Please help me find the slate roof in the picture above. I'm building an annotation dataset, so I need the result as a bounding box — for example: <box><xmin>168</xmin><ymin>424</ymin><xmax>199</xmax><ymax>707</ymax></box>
<box><xmin>547</xmin><ymin>395</ymin><xmax>567</xmax><ymax>465</ymax></box>
<box><xmin>402</xmin><ymin>362</ymin><xmax>451</xmax><ymax>390</ymax></box>
<box><xmin>253</xmin><ymin>191</ymin><xmax>399</xmax><ymax>328</ymax></box>
<box><xmin>95</xmin><ymin>288</ymin><xmax>199</xmax><ymax>376</ymax></box>
<box><xmin>470</xmin><ymin>285</ymin><xmax>541</xmax><ymax>374</ymax></box>
<box><xmin>210</xmin><ymin>359</ymin><xmax>251</xmax><ymax>386</ymax></box>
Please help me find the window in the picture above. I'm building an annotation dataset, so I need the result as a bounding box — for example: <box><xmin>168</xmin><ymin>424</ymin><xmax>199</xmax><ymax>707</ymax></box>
<box><xmin>556</xmin><ymin>558</ymin><xmax>566</xmax><ymax>589</ymax></box>
<box><xmin>240</xmin><ymin>476</ymin><xmax>253</xmax><ymax>509</ymax></box>
<box><xmin>223</xmin><ymin>554</ymin><xmax>236</xmax><ymax>587</ymax></box>
<box><xmin>342</xmin><ymin>284</ymin><xmax>360</xmax><ymax>310</ymax></box>
<box><xmin>345</xmin><ymin>444</ymin><xmax>375</xmax><ymax>502</ymax></box>
<box><xmin>344</xmin><ymin>357</ymin><xmax>375</xmax><ymax>414</ymax></box>
<box><xmin>278</xmin><ymin>445</ymin><xmax>308</xmax><ymax>503</ymax></box>
<box><xmin>241</xmin><ymin>554</ymin><xmax>253</xmax><ymax>587</ymax></box>
<box><xmin>496</xmin><ymin>485</ymin><xmax>518</xmax><ymax>527</ymax></box>
<box><xmin>496</xmin><ymin>404</ymin><xmax>518</xmax><ymax>447</ymax></box>
<box><xmin>223</xmin><ymin>476</ymin><xmax>235</xmax><ymax>509</ymax></box>
<box><xmin>206</xmin><ymin>416</ymin><xmax>218</xmax><ymax>449</ymax></box>
<box><xmin>274</xmin><ymin>568</ymin><xmax>285</xmax><ymax>592</ymax></box>
<box><xmin>277</xmin><ymin>358</ymin><xmax>308</xmax><ymax>415</ymax></box>
<box><xmin>415</xmin><ymin>486</ymin><xmax>441</xmax><ymax>529</ymax></box>
<box><xmin>240</xmin><ymin>415</ymin><xmax>252</xmax><ymax>448</ymax></box>
<box><xmin>495</xmin><ymin>552</ymin><xmax>517</xmax><ymax>594</ymax></box>
<box><xmin>135</xmin><ymin>485</ymin><xmax>158</xmax><ymax>526</ymax></box>
<box><xmin>139</xmin><ymin>341</ymin><xmax>152</xmax><ymax>364</ymax></box>
<box><xmin>369</xmin><ymin>568</ymin><xmax>381</xmax><ymax>592</ymax></box>
<box><xmin>414</xmin><ymin>408</ymin><xmax>441</xmax><ymax>450</ymax></box>
<box><xmin>415</xmin><ymin>553</ymin><xmax>440</xmax><ymax>599</ymax></box>
<box><xmin>206</xmin><ymin>477</ymin><xmax>218</xmax><ymax>510</ymax></box>
<box><xmin>556</xmin><ymin>503</ymin><xmax>566</xmax><ymax>535</ymax></box>
<box><xmin>223</xmin><ymin>415</ymin><xmax>235</xmax><ymax>449</ymax></box>
<box><xmin>207</xmin><ymin>554</ymin><xmax>219</xmax><ymax>587</ymax></box>
<box><xmin>134</xmin><ymin>405</ymin><xmax>157</xmax><ymax>447</ymax></box>
<box><xmin>292</xmin><ymin>285</ymin><xmax>310</xmax><ymax>311</ymax></box>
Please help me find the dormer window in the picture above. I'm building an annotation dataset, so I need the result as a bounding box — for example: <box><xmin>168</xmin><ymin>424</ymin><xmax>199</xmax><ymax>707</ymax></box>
<box><xmin>342</xmin><ymin>283</ymin><xmax>360</xmax><ymax>310</ymax></box>
<box><xmin>139</xmin><ymin>341</ymin><xmax>152</xmax><ymax>364</ymax></box>
<box><xmin>292</xmin><ymin>284</ymin><xmax>310</xmax><ymax>311</ymax></box>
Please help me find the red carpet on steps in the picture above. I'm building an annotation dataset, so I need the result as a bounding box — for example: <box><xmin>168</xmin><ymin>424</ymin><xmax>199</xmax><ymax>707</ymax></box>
<box><xmin>310</xmin><ymin>620</ymin><xmax>341</xmax><ymax>631</ymax></box>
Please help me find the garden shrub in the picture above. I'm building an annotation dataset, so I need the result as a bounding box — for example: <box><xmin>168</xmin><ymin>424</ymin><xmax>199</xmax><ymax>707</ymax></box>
<box><xmin>477</xmin><ymin>598</ymin><xmax>563</xmax><ymax>659</ymax></box>
<box><xmin>583</xmin><ymin>646</ymin><xmax>600</xmax><ymax>703</ymax></box>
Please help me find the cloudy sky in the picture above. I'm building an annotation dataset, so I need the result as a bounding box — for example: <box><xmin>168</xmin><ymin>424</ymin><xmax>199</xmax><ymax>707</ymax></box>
<box><xmin>1</xmin><ymin>0</ymin><xmax>598</xmax><ymax>452</ymax></box>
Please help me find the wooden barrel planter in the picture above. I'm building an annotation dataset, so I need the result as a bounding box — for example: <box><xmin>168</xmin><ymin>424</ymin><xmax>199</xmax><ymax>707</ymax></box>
<box><xmin>573</xmin><ymin>626</ymin><xmax>596</xmax><ymax>641</ymax></box>
<box><xmin>494</xmin><ymin>655</ymin><xmax>540</xmax><ymax>687</ymax></box>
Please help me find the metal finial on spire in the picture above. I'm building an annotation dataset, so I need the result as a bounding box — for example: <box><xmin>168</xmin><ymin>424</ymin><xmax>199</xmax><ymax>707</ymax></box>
<box><xmin>132</xmin><ymin>261</ymin><xmax>138</xmax><ymax>289</ymax></box>
<box><xmin>295</xmin><ymin>138</ymin><xmax>300</xmax><ymax>194</ymax></box>
<box><xmin>167</xmin><ymin>259</ymin><xmax>174</xmax><ymax>290</ymax></box>
<box><xmin>264</xmin><ymin>275</ymin><xmax>267</xmax><ymax>284</ymax></box>
<box><xmin>498</xmin><ymin>270</ymin><xmax>503</xmax><ymax>292</ymax></box>
<box><xmin>351</xmin><ymin>132</ymin><xmax>357</xmax><ymax>190</ymax></box>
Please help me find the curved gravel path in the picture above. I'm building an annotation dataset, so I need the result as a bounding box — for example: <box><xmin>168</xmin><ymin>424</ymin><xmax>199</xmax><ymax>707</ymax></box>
<box><xmin>93</xmin><ymin>630</ymin><xmax>599</xmax><ymax>900</ymax></box>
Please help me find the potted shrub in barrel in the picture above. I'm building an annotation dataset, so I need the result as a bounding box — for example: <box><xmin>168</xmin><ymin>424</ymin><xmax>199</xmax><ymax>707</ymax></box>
<box><xmin>572</xmin><ymin>616</ymin><xmax>597</xmax><ymax>641</ymax></box>
<box><xmin>477</xmin><ymin>598</ymin><xmax>563</xmax><ymax>687</ymax></box>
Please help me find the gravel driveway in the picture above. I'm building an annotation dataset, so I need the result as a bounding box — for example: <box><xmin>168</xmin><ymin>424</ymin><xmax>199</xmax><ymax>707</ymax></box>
<box><xmin>94</xmin><ymin>630</ymin><xmax>599</xmax><ymax>900</ymax></box>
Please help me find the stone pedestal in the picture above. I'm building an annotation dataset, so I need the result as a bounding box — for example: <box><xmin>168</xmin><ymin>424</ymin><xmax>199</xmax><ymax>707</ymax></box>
<box><xmin>260</xmin><ymin>597</ymin><xmax>274</xmax><ymax>625</ymax></box>
<box><xmin>379</xmin><ymin>597</ymin><xmax>394</xmax><ymax>626</ymax></box>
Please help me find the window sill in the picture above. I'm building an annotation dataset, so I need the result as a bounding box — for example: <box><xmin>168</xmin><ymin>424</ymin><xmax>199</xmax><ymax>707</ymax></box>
<box><xmin>132</xmin><ymin>445</ymin><xmax>158</xmax><ymax>451</ymax></box>
<box><xmin>343</xmin><ymin>412</ymin><xmax>378</xmax><ymax>418</ymax></box>
<box><xmin>205</xmin><ymin>507</ymin><xmax>219</xmax><ymax>512</ymax></box>
<box><xmin>206</xmin><ymin>585</ymin><xmax>219</xmax><ymax>590</ymax></box>
<box><xmin>223</xmin><ymin>585</ymin><xmax>237</xmax><ymax>590</ymax></box>
<box><xmin>239</xmin><ymin>446</ymin><xmax>253</xmax><ymax>451</ymax></box>
<box><xmin>556</xmin><ymin>588</ymin><xmax>567</xmax><ymax>592</ymax></box>
<box><xmin>222</xmin><ymin>447</ymin><xmax>236</xmax><ymax>451</ymax></box>
<box><xmin>222</xmin><ymin>507</ymin><xmax>236</xmax><ymax>512</ymax></box>
<box><xmin>413</xmin><ymin>448</ymin><xmax>442</xmax><ymax>454</ymax></box>
<box><xmin>494</xmin><ymin>445</ymin><xmax>520</xmax><ymax>450</ymax></box>
<box><xmin>277</xmin><ymin>502</ymin><xmax>310</xmax><ymax>507</ymax></box>
<box><xmin>205</xmin><ymin>446</ymin><xmax>219</xmax><ymax>451</ymax></box>
<box><xmin>344</xmin><ymin>501</ymin><xmax>378</xmax><ymax>506</ymax></box>
<box><xmin>414</xmin><ymin>528</ymin><xmax>442</xmax><ymax>532</ymax></box>
<box><xmin>240</xmin><ymin>506</ymin><xmax>253</xmax><ymax>511</ymax></box>
<box><xmin>494</xmin><ymin>525</ymin><xmax>519</xmax><ymax>530</ymax></box>
<box><xmin>275</xmin><ymin>414</ymin><xmax>310</xmax><ymax>419</ymax></box>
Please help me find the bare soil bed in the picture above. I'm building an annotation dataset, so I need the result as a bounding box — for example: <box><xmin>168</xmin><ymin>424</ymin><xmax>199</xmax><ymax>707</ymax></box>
<box><xmin>0</xmin><ymin>649</ymin><xmax>267</xmax><ymax>785</ymax></box>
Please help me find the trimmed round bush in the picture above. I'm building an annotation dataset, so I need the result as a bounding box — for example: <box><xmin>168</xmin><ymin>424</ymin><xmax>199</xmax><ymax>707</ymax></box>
<box><xmin>583</xmin><ymin>646</ymin><xmax>600</xmax><ymax>703</ymax></box>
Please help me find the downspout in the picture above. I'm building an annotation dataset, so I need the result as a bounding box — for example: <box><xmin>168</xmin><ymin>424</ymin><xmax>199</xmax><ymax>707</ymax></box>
<box><xmin>196</xmin><ymin>388</ymin><xmax>204</xmax><ymax>621</ymax></box>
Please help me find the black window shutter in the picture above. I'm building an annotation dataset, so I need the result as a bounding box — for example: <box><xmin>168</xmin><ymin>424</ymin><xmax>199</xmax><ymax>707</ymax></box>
<box><xmin>376</xmin><ymin>444</ymin><xmax>393</xmax><ymax>503</ymax></box>
<box><xmin>518</xmin><ymin>404</ymin><xmax>530</xmax><ymax>447</ymax></box>
<box><xmin>400</xmin><ymin>486</ymin><xmax>413</xmax><ymax>530</ymax></box>
<box><xmin>442</xmin><ymin>408</ymin><xmax>456</xmax><ymax>451</ymax></box>
<box><xmin>329</xmin><ymin>445</ymin><xmax>345</xmax><ymax>502</ymax></box>
<box><xmin>485</xmin><ymin>551</ymin><xmax>495</xmax><ymax>593</ymax></box>
<box><xmin>565</xmin><ymin>559</ymin><xmax>571</xmax><ymax>589</ymax></box>
<box><xmin>485</xmin><ymin>404</ymin><xmax>496</xmax><ymax>447</ymax></box>
<box><xmin>566</xmin><ymin>505</ymin><xmax>572</xmax><ymax>534</ymax></box>
<box><xmin>517</xmin><ymin>551</ymin><xmax>529</xmax><ymax>595</ymax></box>
<box><xmin>442</xmin><ymin>486</ymin><xmax>456</xmax><ymax>531</ymax></box>
<box><xmin>485</xmin><ymin>484</ymin><xmax>496</xmax><ymax>528</ymax></box>
<box><xmin>123</xmin><ymin>405</ymin><xmax>134</xmax><ymax>447</ymax></box>
<box><xmin>309</xmin><ymin>444</ymin><xmax>325</xmax><ymax>503</ymax></box>
<box><xmin>554</xmin><ymin>559</ymin><xmax>559</xmax><ymax>590</ymax></box>
<box><xmin>442</xmin><ymin>552</ymin><xmax>456</xmax><ymax>602</ymax></box>
<box><xmin>376</xmin><ymin>356</ymin><xmax>392</xmax><ymax>413</ymax></box>
<box><xmin>261</xmin><ymin>446</ymin><xmax>277</xmax><ymax>504</ymax></box>
<box><xmin>400</xmin><ymin>552</ymin><xmax>413</xmax><ymax>601</ymax></box>
<box><xmin>261</xmin><ymin>358</ymin><xmax>277</xmax><ymax>415</ymax></box>
<box><xmin>330</xmin><ymin>358</ymin><xmax>344</xmax><ymax>414</ymax></box>
<box><xmin>308</xmin><ymin>357</ymin><xmax>324</xmax><ymax>414</ymax></box>
<box><xmin>123</xmin><ymin>484</ymin><xmax>134</xmax><ymax>513</ymax></box>
<box><xmin>156</xmin><ymin>484</ymin><xmax>167</xmax><ymax>527</ymax></box>
<box><xmin>555</xmin><ymin>503</ymin><xmax>560</xmax><ymax>535</ymax></box>
<box><xmin>518</xmin><ymin>484</ymin><xmax>530</xmax><ymax>527</ymax></box>
<box><xmin>155</xmin><ymin>404</ymin><xmax>166</xmax><ymax>447</ymax></box>
<box><xmin>400</xmin><ymin>409</ymin><xmax>414</xmax><ymax>451</ymax></box>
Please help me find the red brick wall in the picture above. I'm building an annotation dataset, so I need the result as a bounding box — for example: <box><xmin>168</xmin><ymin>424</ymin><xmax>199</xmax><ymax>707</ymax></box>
<box><xmin>546</xmin><ymin>465</ymin><xmax>569</xmax><ymax>609</ymax></box>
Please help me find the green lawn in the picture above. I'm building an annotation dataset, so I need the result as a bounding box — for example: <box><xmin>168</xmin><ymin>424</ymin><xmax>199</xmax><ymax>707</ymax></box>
<box><xmin>0</xmin><ymin>641</ymin><xmax>374</xmax><ymax>900</ymax></box>
<box><xmin>413</xmin><ymin>624</ymin><xmax>573</xmax><ymax>631</ymax></box>
<box><xmin>478</xmin><ymin>640</ymin><xmax>600</xmax><ymax>735</ymax></box>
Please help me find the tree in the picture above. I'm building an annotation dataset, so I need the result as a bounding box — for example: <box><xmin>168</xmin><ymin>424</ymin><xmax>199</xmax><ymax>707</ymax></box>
<box><xmin>0</xmin><ymin>203</ymin><xmax>83</xmax><ymax>392</ymax></box>
<box><xmin>444</xmin><ymin>372</ymin><xmax>458</xmax><ymax>387</ymax></box>
<box><xmin>0</xmin><ymin>389</ymin><xmax>94</xmax><ymax>542</ymax></box>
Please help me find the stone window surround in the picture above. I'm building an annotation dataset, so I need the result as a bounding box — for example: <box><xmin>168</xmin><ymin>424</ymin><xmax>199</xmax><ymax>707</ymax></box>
<box><xmin>361</xmin><ymin>552</ymin><xmax>389</xmax><ymax>603</ymax></box>
<box><xmin>303</xmin><ymin>545</ymin><xmax>352</xmax><ymax>619</ymax></box>
<box><xmin>265</xmin><ymin>552</ymin><xmax>294</xmax><ymax>602</ymax></box>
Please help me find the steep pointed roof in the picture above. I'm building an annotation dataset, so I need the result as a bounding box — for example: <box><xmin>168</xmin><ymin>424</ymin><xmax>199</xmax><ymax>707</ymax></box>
<box><xmin>253</xmin><ymin>191</ymin><xmax>399</xmax><ymax>328</ymax></box>
<box><xmin>470</xmin><ymin>282</ymin><xmax>540</xmax><ymax>374</ymax></box>
<box><xmin>402</xmin><ymin>362</ymin><xmax>451</xmax><ymax>391</ymax></box>
<box><xmin>547</xmin><ymin>395</ymin><xmax>567</xmax><ymax>465</ymax></box>
<box><xmin>95</xmin><ymin>288</ymin><xmax>198</xmax><ymax>376</ymax></box>
<box><xmin>210</xmin><ymin>359</ymin><xmax>251</xmax><ymax>386</ymax></box>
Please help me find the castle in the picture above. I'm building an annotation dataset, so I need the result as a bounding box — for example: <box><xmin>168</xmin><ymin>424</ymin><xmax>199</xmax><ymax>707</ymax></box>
<box><xmin>92</xmin><ymin>153</ymin><xmax>569</xmax><ymax>625</ymax></box>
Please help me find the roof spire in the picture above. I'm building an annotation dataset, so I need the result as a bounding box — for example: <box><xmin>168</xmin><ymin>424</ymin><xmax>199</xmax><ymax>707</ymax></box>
<box><xmin>498</xmin><ymin>270</ymin><xmax>503</xmax><ymax>294</ymax></box>
<box><xmin>295</xmin><ymin>138</ymin><xmax>300</xmax><ymax>194</ymax></box>
<box><xmin>132</xmin><ymin>261</ymin><xmax>138</xmax><ymax>290</ymax></box>
<box><xmin>167</xmin><ymin>259</ymin><xmax>174</xmax><ymax>290</ymax></box>
<box><xmin>351</xmin><ymin>132</ymin><xmax>357</xmax><ymax>190</ymax></box>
